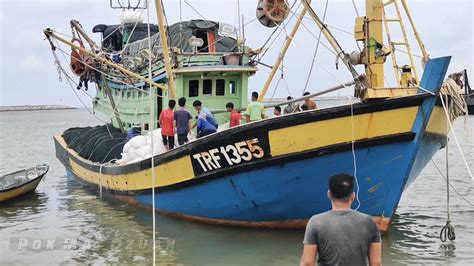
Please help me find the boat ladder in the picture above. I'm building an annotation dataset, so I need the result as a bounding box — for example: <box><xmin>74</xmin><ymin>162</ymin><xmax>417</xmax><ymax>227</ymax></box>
<box><xmin>382</xmin><ymin>0</ymin><xmax>430</xmax><ymax>86</ymax></box>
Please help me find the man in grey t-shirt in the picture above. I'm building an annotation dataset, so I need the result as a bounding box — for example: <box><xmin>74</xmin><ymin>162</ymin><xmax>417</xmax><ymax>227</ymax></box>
<box><xmin>300</xmin><ymin>174</ymin><xmax>382</xmax><ymax>266</ymax></box>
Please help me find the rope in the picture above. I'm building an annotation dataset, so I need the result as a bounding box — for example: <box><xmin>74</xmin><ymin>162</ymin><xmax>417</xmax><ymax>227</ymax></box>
<box><xmin>438</xmin><ymin>87</ymin><xmax>474</xmax><ymax>181</ymax></box>
<box><xmin>431</xmin><ymin>160</ymin><xmax>474</xmax><ymax>207</ymax></box>
<box><xmin>440</xmin><ymin>104</ymin><xmax>455</xmax><ymax>242</ymax></box>
<box><xmin>302</xmin><ymin>0</ymin><xmax>329</xmax><ymax>95</ymax></box>
<box><xmin>440</xmin><ymin>77</ymin><xmax>468</xmax><ymax>120</ymax></box>
<box><xmin>146</xmin><ymin>1</ymin><xmax>157</xmax><ymax>264</ymax></box>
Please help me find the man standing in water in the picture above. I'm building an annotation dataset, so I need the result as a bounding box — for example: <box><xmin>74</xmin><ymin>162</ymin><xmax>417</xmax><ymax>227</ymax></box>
<box><xmin>300</xmin><ymin>174</ymin><xmax>382</xmax><ymax>266</ymax></box>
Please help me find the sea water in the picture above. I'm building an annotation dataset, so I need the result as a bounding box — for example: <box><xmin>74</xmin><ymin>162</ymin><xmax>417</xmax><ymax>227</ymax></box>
<box><xmin>0</xmin><ymin>107</ymin><xmax>473</xmax><ymax>265</ymax></box>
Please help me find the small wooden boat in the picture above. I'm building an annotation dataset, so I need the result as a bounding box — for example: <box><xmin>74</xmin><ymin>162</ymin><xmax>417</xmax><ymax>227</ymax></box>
<box><xmin>0</xmin><ymin>165</ymin><xmax>49</xmax><ymax>202</ymax></box>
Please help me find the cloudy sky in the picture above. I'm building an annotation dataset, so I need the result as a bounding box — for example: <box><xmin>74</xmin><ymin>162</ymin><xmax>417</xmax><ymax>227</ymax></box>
<box><xmin>0</xmin><ymin>0</ymin><xmax>472</xmax><ymax>107</ymax></box>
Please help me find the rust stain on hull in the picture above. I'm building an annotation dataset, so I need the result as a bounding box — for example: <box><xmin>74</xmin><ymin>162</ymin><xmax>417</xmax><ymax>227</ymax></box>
<box><xmin>110</xmin><ymin>194</ymin><xmax>392</xmax><ymax>234</ymax></box>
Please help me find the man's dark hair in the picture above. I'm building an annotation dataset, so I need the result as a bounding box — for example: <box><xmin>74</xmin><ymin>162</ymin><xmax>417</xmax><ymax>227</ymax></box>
<box><xmin>274</xmin><ymin>105</ymin><xmax>281</xmax><ymax>112</ymax></box>
<box><xmin>226</xmin><ymin>102</ymin><xmax>234</xmax><ymax>109</ymax></box>
<box><xmin>301</xmin><ymin>104</ymin><xmax>308</xmax><ymax>111</ymax></box>
<box><xmin>252</xmin><ymin>91</ymin><xmax>259</xmax><ymax>99</ymax></box>
<box><xmin>193</xmin><ymin>100</ymin><xmax>202</xmax><ymax>107</ymax></box>
<box><xmin>303</xmin><ymin>91</ymin><xmax>310</xmax><ymax>96</ymax></box>
<box><xmin>287</xmin><ymin>96</ymin><xmax>293</xmax><ymax>100</ymax></box>
<box><xmin>169</xmin><ymin>99</ymin><xmax>176</xmax><ymax>109</ymax></box>
<box><xmin>329</xmin><ymin>174</ymin><xmax>355</xmax><ymax>200</ymax></box>
<box><xmin>178</xmin><ymin>97</ymin><xmax>186</xmax><ymax>107</ymax></box>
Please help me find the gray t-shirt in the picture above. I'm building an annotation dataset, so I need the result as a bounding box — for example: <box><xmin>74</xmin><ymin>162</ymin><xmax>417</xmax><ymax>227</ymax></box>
<box><xmin>303</xmin><ymin>210</ymin><xmax>381</xmax><ymax>266</ymax></box>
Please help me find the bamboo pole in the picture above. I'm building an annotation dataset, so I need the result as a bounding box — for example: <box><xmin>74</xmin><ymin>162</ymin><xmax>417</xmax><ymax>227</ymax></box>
<box><xmin>154</xmin><ymin>0</ymin><xmax>177</xmax><ymax>99</ymax></box>
<box><xmin>70</xmin><ymin>20</ymin><xmax>98</xmax><ymax>49</ymax></box>
<box><xmin>43</xmin><ymin>29</ymin><xmax>167</xmax><ymax>91</ymax></box>
<box><xmin>257</xmin><ymin>3</ymin><xmax>309</xmax><ymax>102</ymax></box>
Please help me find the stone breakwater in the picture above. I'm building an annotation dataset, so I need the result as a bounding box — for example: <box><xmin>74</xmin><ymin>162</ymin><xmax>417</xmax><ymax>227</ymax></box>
<box><xmin>0</xmin><ymin>105</ymin><xmax>76</xmax><ymax>112</ymax></box>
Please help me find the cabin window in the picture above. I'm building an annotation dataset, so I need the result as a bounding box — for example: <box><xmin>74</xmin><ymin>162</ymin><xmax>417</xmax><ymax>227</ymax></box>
<box><xmin>216</xmin><ymin>79</ymin><xmax>225</xmax><ymax>96</ymax></box>
<box><xmin>203</xmin><ymin>79</ymin><xmax>212</xmax><ymax>95</ymax></box>
<box><xmin>122</xmin><ymin>91</ymin><xmax>125</xmax><ymax>98</ymax></box>
<box><xmin>144</xmin><ymin>123</ymin><xmax>149</xmax><ymax>131</ymax></box>
<box><xmin>127</xmin><ymin>91</ymin><xmax>131</xmax><ymax>98</ymax></box>
<box><xmin>229</xmin><ymin>80</ymin><xmax>237</xmax><ymax>95</ymax></box>
<box><xmin>138</xmin><ymin>91</ymin><xmax>142</xmax><ymax>99</ymax></box>
<box><xmin>189</xmin><ymin>80</ymin><xmax>199</xmax><ymax>97</ymax></box>
<box><xmin>115</xmin><ymin>90</ymin><xmax>119</xmax><ymax>96</ymax></box>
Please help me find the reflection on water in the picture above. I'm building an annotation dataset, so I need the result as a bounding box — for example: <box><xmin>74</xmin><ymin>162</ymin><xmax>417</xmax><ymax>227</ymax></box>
<box><xmin>1</xmin><ymin>109</ymin><xmax>473</xmax><ymax>265</ymax></box>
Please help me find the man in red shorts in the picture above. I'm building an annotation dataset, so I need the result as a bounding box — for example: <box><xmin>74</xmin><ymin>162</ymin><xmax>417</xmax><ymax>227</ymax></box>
<box><xmin>159</xmin><ymin>99</ymin><xmax>176</xmax><ymax>150</ymax></box>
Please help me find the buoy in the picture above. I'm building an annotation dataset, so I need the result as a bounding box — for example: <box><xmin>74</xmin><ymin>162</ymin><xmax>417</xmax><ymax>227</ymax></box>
<box><xmin>256</xmin><ymin>0</ymin><xmax>291</xmax><ymax>28</ymax></box>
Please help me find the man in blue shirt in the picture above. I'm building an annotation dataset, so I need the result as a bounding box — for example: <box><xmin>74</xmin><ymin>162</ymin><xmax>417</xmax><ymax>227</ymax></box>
<box><xmin>196</xmin><ymin>115</ymin><xmax>217</xmax><ymax>138</ymax></box>
<box><xmin>192</xmin><ymin>100</ymin><xmax>218</xmax><ymax>128</ymax></box>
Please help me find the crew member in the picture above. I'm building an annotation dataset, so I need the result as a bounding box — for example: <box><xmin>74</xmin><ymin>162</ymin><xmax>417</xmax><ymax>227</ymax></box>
<box><xmin>244</xmin><ymin>91</ymin><xmax>265</xmax><ymax>123</ymax></box>
<box><xmin>226</xmin><ymin>102</ymin><xmax>241</xmax><ymax>128</ymax></box>
<box><xmin>159</xmin><ymin>99</ymin><xmax>176</xmax><ymax>150</ymax></box>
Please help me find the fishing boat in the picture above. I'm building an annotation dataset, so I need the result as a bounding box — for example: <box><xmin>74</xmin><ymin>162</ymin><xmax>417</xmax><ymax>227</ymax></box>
<box><xmin>44</xmin><ymin>0</ymin><xmax>467</xmax><ymax>233</ymax></box>
<box><xmin>0</xmin><ymin>165</ymin><xmax>49</xmax><ymax>202</ymax></box>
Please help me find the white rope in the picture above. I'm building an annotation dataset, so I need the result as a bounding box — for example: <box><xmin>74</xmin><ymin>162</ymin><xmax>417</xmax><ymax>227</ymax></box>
<box><xmin>147</xmin><ymin>1</ymin><xmax>157</xmax><ymax>265</ymax></box>
<box><xmin>438</xmin><ymin>91</ymin><xmax>474</xmax><ymax>181</ymax></box>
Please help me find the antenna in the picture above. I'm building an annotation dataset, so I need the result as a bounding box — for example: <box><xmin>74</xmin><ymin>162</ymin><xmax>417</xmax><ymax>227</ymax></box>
<box><xmin>109</xmin><ymin>0</ymin><xmax>147</xmax><ymax>10</ymax></box>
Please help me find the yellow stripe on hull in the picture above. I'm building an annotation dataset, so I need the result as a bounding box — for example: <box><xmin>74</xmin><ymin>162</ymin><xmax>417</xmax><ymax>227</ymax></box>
<box><xmin>0</xmin><ymin>178</ymin><xmax>42</xmax><ymax>202</ymax></box>
<box><xmin>68</xmin><ymin>156</ymin><xmax>195</xmax><ymax>191</ymax></box>
<box><xmin>268</xmin><ymin>106</ymin><xmax>418</xmax><ymax>157</ymax></box>
<box><xmin>426</xmin><ymin>106</ymin><xmax>448</xmax><ymax>136</ymax></box>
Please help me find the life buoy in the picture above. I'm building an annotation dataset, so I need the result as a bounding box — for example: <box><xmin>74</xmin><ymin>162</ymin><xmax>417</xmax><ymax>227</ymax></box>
<box><xmin>70</xmin><ymin>38</ymin><xmax>86</xmax><ymax>77</ymax></box>
<box><xmin>256</xmin><ymin>0</ymin><xmax>290</xmax><ymax>28</ymax></box>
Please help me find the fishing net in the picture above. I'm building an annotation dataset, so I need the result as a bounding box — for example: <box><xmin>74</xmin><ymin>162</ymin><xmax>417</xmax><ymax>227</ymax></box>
<box><xmin>63</xmin><ymin>125</ymin><xmax>127</xmax><ymax>163</ymax></box>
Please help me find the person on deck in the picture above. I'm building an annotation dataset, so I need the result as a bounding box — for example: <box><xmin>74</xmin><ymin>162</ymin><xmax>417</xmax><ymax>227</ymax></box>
<box><xmin>226</xmin><ymin>102</ymin><xmax>241</xmax><ymax>128</ymax></box>
<box><xmin>244</xmin><ymin>91</ymin><xmax>265</xmax><ymax>123</ymax></box>
<box><xmin>303</xmin><ymin>92</ymin><xmax>317</xmax><ymax>110</ymax></box>
<box><xmin>192</xmin><ymin>100</ymin><xmax>218</xmax><ymax>129</ymax></box>
<box><xmin>159</xmin><ymin>99</ymin><xmax>176</xmax><ymax>150</ymax></box>
<box><xmin>300</xmin><ymin>174</ymin><xmax>382</xmax><ymax>266</ymax></box>
<box><xmin>284</xmin><ymin>96</ymin><xmax>301</xmax><ymax>114</ymax></box>
<box><xmin>127</xmin><ymin>124</ymin><xmax>141</xmax><ymax>140</ymax></box>
<box><xmin>174</xmin><ymin>97</ymin><xmax>192</xmax><ymax>146</ymax></box>
<box><xmin>274</xmin><ymin>106</ymin><xmax>282</xmax><ymax>117</ymax></box>
<box><xmin>196</xmin><ymin>114</ymin><xmax>217</xmax><ymax>138</ymax></box>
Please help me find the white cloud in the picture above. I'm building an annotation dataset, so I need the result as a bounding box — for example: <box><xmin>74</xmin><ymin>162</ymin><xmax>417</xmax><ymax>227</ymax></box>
<box><xmin>17</xmin><ymin>54</ymin><xmax>44</xmax><ymax>71</ymax></box>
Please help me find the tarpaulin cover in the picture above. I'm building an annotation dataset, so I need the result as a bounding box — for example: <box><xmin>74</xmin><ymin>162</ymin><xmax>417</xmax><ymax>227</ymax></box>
<box><xmin>94</xmin><ymin>20</ymin><xmax>237</xmax><ymax>52</ymax></box>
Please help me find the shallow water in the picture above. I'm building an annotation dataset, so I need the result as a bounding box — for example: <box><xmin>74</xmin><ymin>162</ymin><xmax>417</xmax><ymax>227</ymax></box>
<box><xmin>0</xmin><ymin>108</ymin><xmax>473</xmax><ymax>265</ymax></box>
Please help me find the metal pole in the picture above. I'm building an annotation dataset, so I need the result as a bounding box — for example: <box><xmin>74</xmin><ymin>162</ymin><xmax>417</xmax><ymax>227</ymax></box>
<box><xmin>214</xmin><ymin>77</ymin><xmax>360</xmax><ymax>114</ymax></box>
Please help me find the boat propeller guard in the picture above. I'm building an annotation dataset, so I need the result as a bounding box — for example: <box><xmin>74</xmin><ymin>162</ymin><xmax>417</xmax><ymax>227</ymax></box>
<box><xmin>256</xmin><ymin>0</ymin><xmax>291</xmax><ymax>28</ymax></box>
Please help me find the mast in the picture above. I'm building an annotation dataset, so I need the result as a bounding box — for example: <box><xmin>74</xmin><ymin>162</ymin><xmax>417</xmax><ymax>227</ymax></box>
<box><xmin>154</xmin><ymin>0</ymin><xmax>177</xmax><ymax>99</ymax></box>
<box><xmin>364</xmin><ymin>0</ymin><xmax>385</xmax><ymax>89</ymax></box>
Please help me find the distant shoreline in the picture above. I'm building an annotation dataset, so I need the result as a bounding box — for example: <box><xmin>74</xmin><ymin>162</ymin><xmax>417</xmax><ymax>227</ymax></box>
<box><xmin>0</xmin><ymin>105</ymin><xmax>77</xmax><ymax>112</ymax></box>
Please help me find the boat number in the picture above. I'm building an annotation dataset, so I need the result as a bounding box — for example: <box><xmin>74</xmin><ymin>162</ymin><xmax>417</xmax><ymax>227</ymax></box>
<box><xmin>192</xmin><ymin>138</ymin><xmax>265</xmax><ymax>173</ymax></box>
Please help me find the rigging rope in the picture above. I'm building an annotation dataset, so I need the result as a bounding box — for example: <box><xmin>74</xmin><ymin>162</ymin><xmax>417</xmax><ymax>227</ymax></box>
<box><xmin>146</xmin><ymin>1</ymin><xmax>157</xmax><ymax>264</ymax></box>
<box><xmin>440</xmin><ymin>96</ymin><xmax>455</xmax><ymax>242</ymax></box>
<box><xmin>431</xmin><ymin>160</ymin><xmax>474</xmax><ymax>207</ymax></box>
<box><xmin>302</xmin><ymin>0</ymin><xmax>329</xmax><ymax>95</ymax></box>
